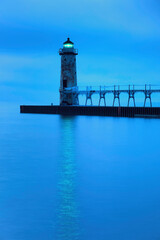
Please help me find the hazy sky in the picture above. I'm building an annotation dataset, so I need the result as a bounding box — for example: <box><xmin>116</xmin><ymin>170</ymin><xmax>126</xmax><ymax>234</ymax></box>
<box><xmin>1</xmin><ymin>0</ymin><xmax>160</xmax><ymax>104</ymax></box>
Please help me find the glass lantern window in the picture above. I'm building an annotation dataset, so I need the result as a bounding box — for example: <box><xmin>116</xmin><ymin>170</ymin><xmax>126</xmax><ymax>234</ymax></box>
<box><xmin>63</xmin><ymin>43</ymin><xmax>73</xmax><ymax>48</ymax></box>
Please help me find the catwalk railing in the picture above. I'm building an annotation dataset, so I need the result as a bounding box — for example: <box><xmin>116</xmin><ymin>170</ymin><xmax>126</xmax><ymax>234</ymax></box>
<box><xmin>62</xmin><ymin>84</ymin><xmax>160</xmax><ymax>107</ymax></box>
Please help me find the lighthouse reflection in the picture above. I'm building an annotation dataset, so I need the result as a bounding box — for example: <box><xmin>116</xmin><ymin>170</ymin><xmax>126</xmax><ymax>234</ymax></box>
<box><xmin>56</xmin><ymin>116</ymin><xmax>80</xmax><ymax>240</ymax></box>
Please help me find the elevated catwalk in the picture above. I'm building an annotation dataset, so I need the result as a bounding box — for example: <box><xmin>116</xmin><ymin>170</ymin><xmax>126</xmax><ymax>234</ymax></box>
<box><xmin>20</xmin><ymin>105</ymin><xmax>160</xmax><ymax>118</ymax></box>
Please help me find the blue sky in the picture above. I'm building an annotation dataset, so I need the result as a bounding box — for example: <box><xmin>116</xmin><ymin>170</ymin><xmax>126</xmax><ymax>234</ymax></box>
<box><xmin>0</xmin><ymin>0</ymin><xmax>160</xmax><ymax>104</ymax></box>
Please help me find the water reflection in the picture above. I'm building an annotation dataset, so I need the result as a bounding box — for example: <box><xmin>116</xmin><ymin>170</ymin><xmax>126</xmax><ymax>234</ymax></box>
<box><xmin>56</xmin><ymin>116</ymin><xmax>80</xmax><ymax>240</ymax></box>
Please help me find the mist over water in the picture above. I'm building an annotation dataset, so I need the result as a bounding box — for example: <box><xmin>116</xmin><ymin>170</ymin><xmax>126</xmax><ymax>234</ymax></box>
<box><xmin>0</xmin><ymin>103</ymin><xmax>160</xmax><ymax>240</ymax></box>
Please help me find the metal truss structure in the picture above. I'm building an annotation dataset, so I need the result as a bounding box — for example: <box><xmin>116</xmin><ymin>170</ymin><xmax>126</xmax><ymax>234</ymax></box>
<box><xmin>60</xmin><ymin>84</ymin><xmax>160</xmax><ymax>107</ymax></box>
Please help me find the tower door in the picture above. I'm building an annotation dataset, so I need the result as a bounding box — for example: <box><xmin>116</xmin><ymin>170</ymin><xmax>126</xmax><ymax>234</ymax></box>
<box><xmin>63</xmin><ymin>79</ymin><xmax>67</xmax><ymax>88</ymax></box>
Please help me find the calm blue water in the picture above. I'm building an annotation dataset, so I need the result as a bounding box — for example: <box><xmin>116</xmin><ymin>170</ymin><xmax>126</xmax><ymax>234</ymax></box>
<box><xmin>1</xmin><ymin>103</ymin><xmax>160</xmax><ymax>240</ymax></box>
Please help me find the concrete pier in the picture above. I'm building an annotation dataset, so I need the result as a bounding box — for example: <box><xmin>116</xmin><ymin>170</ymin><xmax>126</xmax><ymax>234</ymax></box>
<box><xmin>20</xmin><ymin>105</ymin><xmax>160</xmax><ymax>118</ymax></box>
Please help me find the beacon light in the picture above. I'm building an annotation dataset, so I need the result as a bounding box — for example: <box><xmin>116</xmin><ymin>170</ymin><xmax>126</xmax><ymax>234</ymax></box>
<box><xmin>63</xmin><ymin>43</ymin><xmax>73</xmax><ymax>48</ymax></box>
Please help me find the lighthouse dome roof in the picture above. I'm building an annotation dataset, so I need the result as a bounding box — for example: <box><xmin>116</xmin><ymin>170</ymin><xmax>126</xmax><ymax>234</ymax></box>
<box><xmin>63</xmin><ymin>38</ymin><xmax>73</xmax><ymax>45</ymax></box>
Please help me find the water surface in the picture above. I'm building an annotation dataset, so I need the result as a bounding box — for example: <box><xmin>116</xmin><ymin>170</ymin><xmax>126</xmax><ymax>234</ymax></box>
<box><xmin>0</xmin><ymin>103</ymin><xmax>160</xmax><ymax>240</ymax></box>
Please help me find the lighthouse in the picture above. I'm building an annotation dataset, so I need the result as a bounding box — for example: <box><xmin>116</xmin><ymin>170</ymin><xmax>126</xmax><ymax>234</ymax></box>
<box><xmin>59</xmin><ymin>38</ymin><xmax>79</xmax><ymax>106</ymax></box>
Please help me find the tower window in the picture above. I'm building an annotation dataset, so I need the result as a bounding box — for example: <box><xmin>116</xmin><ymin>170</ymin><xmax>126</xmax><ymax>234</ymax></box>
<box><xmin>63</xmin><ymin>79</ymin><xmax>67</xmax><ymax>88</ymax></box>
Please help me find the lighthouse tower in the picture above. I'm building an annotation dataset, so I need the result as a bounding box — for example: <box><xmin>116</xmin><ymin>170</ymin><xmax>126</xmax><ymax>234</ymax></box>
<box><xmin>59</xmin><ymin>38</ymin><xmax>79</xmax><ymax>106</ymax></box>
